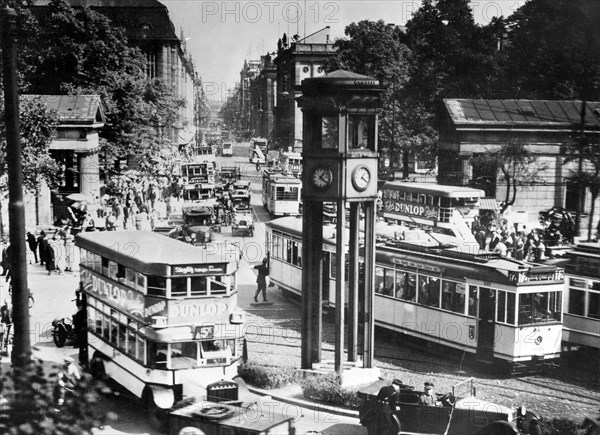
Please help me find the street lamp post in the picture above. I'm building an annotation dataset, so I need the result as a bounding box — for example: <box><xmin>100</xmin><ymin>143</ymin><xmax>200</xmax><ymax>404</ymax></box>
<box><xmin>2</xmin><ymin>6</ymin><xmax>31</xmax><ymax>367</ymax></box>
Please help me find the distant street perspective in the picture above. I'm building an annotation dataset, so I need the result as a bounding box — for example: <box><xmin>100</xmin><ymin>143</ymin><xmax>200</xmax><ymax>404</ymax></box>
<box><xmin>0</xmin><ymin>1</ymin><xmax>599</xmax><ymax>435</ymax></box>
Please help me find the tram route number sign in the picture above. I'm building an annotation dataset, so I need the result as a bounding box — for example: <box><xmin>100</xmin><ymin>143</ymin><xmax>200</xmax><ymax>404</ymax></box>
<box><xmin>508</xmin><ymin>269</ymin><xmax>564</xmax><ymax>283</ymax></box>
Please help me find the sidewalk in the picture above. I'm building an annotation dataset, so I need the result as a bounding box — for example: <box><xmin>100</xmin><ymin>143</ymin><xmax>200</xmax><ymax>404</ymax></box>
<box><xmin>247</xmin><ymin>383</ymin><xmax>360</xmax><ymax>419</ymax></box>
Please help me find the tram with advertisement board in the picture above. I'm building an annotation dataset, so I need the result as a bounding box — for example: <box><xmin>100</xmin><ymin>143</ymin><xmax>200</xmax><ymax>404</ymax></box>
<box><xmin>266</xmin><ymin>216</ymin><xmax>564</xmax><ymax>371</ymax></box>
<box><xmin>76</xmin><ymin>231</ymin><xmax>244</xmax><ymax>426</ymax></box>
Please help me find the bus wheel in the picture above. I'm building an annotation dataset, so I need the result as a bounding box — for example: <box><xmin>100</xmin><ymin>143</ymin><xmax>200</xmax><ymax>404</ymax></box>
<box><xmin>143</xmin><ymin>390</ymin><xmax>167</xmax><ymax>432</ymax></box>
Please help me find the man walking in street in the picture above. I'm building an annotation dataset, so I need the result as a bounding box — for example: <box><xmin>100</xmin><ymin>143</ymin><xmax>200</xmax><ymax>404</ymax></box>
<box><xmin>253</xmin><ymin>258</ymin><xmax>269</xmax><ymax>303</ymax></box>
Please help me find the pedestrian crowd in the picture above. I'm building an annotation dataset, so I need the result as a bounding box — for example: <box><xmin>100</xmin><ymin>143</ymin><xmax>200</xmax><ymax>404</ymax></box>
<box><xmin>471</xmin><ymin>210</ymin><xmax>575</xmax><ymax>261</ymax></box>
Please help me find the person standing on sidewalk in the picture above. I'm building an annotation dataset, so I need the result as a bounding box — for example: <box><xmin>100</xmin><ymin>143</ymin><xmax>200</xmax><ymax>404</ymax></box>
<box><xmin>27</xmin><ymin>231</ymin><xmax>38</xmax><ymax>264</ymax></box>
<box><xmin>253</xmin><ymin>258</ymin><xmax>269</xmax><ymax>303</ymax></box>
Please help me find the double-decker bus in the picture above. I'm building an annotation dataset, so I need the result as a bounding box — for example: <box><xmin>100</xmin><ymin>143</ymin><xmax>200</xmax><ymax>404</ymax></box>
<box><xmin>181</xmin><ymin>159</ymin><xmax>216</xmax><ymax>185</ymax></box>
<box><xmin>262</xmin><ymin>169</ymin><xmax>301</xmax><ymax>217</ymax></box>
<box><xmin>192</xmin><ymin>144</ymin><xmax>217</xmax><ymax>167</ymax></box>
<box><xmin>249</xmin><ymin>137</ymin><xmax>267</xmax><ymax>164</ymax></box>
<box><xmin>381</xmin><ymin>181</ymin><xmax>485</xmax><ymax>243</ymax></box>
<box><xmin>76</xmin><ymin>231</ymin><xmax>244</xmax><ymax>425</ymax></box>
<box><xmin>266</xmin><ymin>216</ymin><xmax>564</xmax><ymax>372</ymax></box>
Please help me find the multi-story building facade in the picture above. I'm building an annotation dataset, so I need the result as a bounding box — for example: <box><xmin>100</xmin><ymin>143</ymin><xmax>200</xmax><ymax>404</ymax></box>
<box><xmin>249</xmin><ymin>55</ymin><xmax>277</xmax><ymax>140</ymax></box>
<box><xmin>239</xmin><ymin>59</ymin><xmax>262</xmax><ymax>134</ymax></box>
<box><xmin>272</xmin><ymin>27</ymin><xmax>335</xmax><ymax>151</ymax></box>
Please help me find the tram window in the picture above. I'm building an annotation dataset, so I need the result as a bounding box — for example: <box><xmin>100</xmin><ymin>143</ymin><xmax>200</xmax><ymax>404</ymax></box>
<box><xmin>190</xmin><ymin>277</ymin><xmax>208</xmax><ymax>295</ymax></box>
<box><xmin>568</xmin><ymin>288</ymin><xmax>585</xmax><ymax>316</ymax></box>
<box><xmin>375</xmin><ymin>268</ymin><xmax>392</xmax><ymax>296</ymax></box>
<box><xmin>519</xmin><ymin>292</ymin><xmax>559</xmax><ymax>324</ymax></box>
<box><xmin>468</xmin><ymin>286</ymin><xmax>478</xmax><ymax>316</ymax></box>
<box><xmin>137</xmin><ymin>336</ymin><xmax>145</xmax><ymax>364</ymax></box>
<box><xmin>442</xmin><ymin>281</ymin><xmax>465</xmax><ymax>314</ymax></box>
<box><xmin>589</xmin><ymin>292</ymin><xmax>600</xmax><ymax>319</ymax></box>
<box><xmin>398</xmin><ymin>272</ymin><xmax>416</xmax><ymax>301</ymax></box>
<box><xmin>108</xmin><ymin>261</ymin><xmax>118</xmax><ymax>280</ymax></box>
<box><xmin>147</xmin><ymin>276</ymin><xmax>166</xmax><ymax>297</ymax></box>
<box><xmin>418</xmin><ymin>276</ymin><xmax>440</xmax><ymax>307</ymax></box>
<box><xmin>171</xmin><ymin>277</ymin><xmax>188</xmax><ymax>297</ymax></box>
<box><xmin>497</xmin><ymin>291</ymin><xmax>506</xmax><ymax>323</ymax></box>
<box><xmin>507</xmin><ymin>293</ymin><xmax>516</xmax><ymax>324</ymax></box>
<box><xmin>171</xmin><ymin>342</ymin><xmax>199</xmax><ymax>369</ymax></box>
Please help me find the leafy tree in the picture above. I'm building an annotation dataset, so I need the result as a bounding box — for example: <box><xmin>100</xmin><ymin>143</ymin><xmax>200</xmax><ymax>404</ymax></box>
<box><xmin>502</xmin><ymin>0</ymin><xmax>600</xmax><ymax>100</ymax></box>
<box><xmin>400</xmin><ymin>0</ymin><xmax>502</xmax><ymax>168</ymax></box>
<box><xmin>326</xmin><ymin>20</ymin><xmax>417</xmax><ymax>176</ymax></box>
<box><xmin>470</xmin><ymin>141</ymin><xmax>548</xmax><ymax>214</ymax></box>
<box><xmin>23</xmin><ymin>0</ymin><xmax>185</xmax><ymax>172</ymax></box>
<box><xmin>0</xmin><ymin>96</ymin><xmax>60</xmax><ymax>193</ymax></box>
<box><xmin>0</xmin><ymin>358</ymin><xmax>108</xmax><ymax>434</ymax></box>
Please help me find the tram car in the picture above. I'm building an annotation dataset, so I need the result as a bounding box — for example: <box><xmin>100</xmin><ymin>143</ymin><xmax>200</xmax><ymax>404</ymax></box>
<box><xmin>266</xmin><ymin>216</ymin><xmax>564</xmax><ymax>370</ymax></box>
<box><xmin>561</xmin><ymin>243</ymin><xmax>600</xmax><ymax>350</ymax></box>
<box><xmin>261</xmin><ymin>169</ymin><xmax>302</xmax><ymax>217</ymax></box>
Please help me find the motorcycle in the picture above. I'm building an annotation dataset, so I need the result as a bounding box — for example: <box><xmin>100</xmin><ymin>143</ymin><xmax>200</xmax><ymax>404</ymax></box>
<box><xmin>52</xmin><ymin>316</ymin><xmax>78</xmax><ymax>348</ymax></box>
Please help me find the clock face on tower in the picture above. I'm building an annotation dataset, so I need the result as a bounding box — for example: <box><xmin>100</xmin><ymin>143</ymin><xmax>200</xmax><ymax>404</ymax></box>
<box><xmin>311</xmin><ymin>166</ymin><xmax>333</xmax><ymax>190</ymax></box>
<box><xmin>352</xmin><ymin>165</ymin><xmax>371</xmax><ymax>191</ymax></box>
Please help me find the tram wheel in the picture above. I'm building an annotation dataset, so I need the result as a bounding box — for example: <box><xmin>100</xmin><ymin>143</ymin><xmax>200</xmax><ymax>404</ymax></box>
<box><xmin>143</xmin><ymin>390</ymin><xmax>168</xmax><ymax>432</ymax></box>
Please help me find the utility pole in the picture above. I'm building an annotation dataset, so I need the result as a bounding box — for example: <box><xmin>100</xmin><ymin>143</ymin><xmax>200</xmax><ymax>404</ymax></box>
<box><xmin>2</xmin><ymin>6</ymin><xmax>31</xmax><ymax>367</ymax></box>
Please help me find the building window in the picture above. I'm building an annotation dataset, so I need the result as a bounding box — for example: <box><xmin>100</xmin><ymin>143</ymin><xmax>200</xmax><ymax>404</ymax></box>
<box><xmin>51</xmin><ymin>150</ymin><xmax>79</xmax><ymax>193</ymax></box>
<box><xmin>565</xmin><ymin>179</ymin><xmax>585</xmax><ymax>213</ymax></box>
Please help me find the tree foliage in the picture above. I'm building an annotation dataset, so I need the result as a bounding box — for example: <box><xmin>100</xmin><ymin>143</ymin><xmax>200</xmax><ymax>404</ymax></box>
<box><xmin>0</xmin><ymin>358</ymin><xmax>107</xmax><ymax>434</ymax></box>
<box><xmin>0</xmin><ymin>96</ymin><xmax>60</xmax><ymax>193</ymax></box>
<box><xmin>21</xmin><ymin>0</ymin><xmax>185</xmax><ymax>171</ymax></box>
<box><xmin>502</xmin><ymin>0</ymin><xmax>600</xmax><ymax>99</ymax></box>
<box><xmin>470</xmin><ymin>141</ymin><xmax>548</xmax><ymax>213</ymax></box>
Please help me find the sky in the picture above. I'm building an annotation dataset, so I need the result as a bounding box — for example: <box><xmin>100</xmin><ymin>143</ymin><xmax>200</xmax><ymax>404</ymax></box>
<box><xmin>163</xmin><ymin>1</ymin><xmax>525</xmax><ymax>102</ymax></box>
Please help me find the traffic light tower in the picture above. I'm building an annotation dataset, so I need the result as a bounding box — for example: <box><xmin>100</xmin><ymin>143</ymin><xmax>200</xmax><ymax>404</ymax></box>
<box><xmin>298</xmin><ymin>71</ymin><xmax>383</xmax><ymax>375</ymax></box>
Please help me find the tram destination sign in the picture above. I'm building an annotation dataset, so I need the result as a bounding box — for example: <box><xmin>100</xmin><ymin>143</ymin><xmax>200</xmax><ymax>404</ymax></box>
<box><xmin>508</xmin><ymin>268</ymin><xmax>564</xmax><ymax>283</ymax></box>
<box><xmin>172</xmin><ymin>264</ymin><xmax>226</xmax><ymax>276</ymax></box>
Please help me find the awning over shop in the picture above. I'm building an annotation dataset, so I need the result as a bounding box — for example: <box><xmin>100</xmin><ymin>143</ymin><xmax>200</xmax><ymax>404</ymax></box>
<box><xmin>178</xmin><ymin>126</ymin><xmax>196</xmax><ymax>146</ymax></box>
<box><xmin>479</xmin><ymin>198</ymin><xmax>498</xmax><ymax>210</ymax></box>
